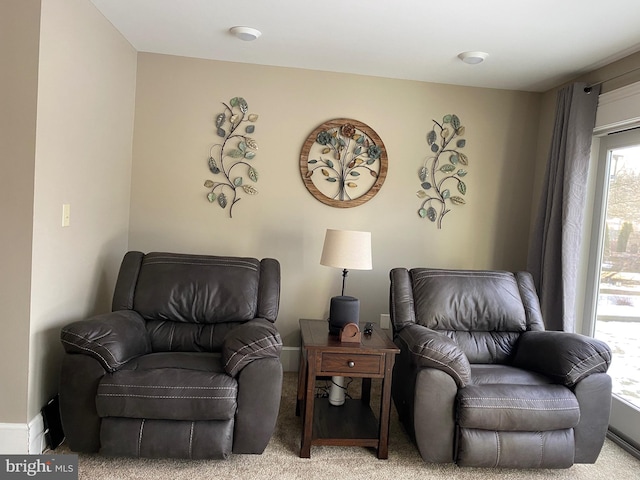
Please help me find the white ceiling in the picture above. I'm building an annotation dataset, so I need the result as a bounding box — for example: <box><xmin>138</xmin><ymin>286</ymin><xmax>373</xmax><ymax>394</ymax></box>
<box><xmin>90</xmin><ymin>0</ymin><xmax>640</xmax><ymax>92</ymax></box>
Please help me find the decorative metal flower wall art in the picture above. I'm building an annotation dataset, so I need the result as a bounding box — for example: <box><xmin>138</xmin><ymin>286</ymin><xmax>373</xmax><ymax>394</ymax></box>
<box><xmin>203</xmin><ymin>97</ymin><xmax>259</xmax><ymax>218</ymax></box>
<box><xmin>300</xmin><ymin>118</ymin><xmax>388</xmax><ymax>208</ymax></box>
<box><xmin>417</xmin><ymin>114</ymin><xmax>469</xmax><ymax>228</ymax></box>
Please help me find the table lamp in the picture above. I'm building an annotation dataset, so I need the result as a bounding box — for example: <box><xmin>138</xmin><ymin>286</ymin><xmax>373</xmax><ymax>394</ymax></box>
<box><xmin>320</xmin><ymin>228</ymin><xmax>372</xmax><ymax>406</ymax></box>
<box><xmin>321</xmin><ymin>228</ymin><xmax>372</xmax><ymax>334</ymax></box>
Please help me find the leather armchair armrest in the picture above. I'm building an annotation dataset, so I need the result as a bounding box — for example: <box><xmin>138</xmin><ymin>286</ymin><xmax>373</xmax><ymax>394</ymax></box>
<box><xmin>61</xmin><ymin>310</ymin><xmax>151</xmax><ymax>373</ymax></box>
<box><xmin>512</xmin><ymin>331</ymin><xmax>612</xmax><ymax>387</ymax></box>
<box><xmin>222</xmin><ymin>318</ymin><xmax>282</xmax><ymax>377</ymax></box>
<box><xmin>396</xmin><ymin>323</ymin><xmax>471</xmax><ymax>387</ymax></box>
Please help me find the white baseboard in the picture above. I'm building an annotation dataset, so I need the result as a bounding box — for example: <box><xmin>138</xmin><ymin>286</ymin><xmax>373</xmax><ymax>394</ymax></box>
<box><xmin>281</xmin><ymin>346</ymin><xmax>300</xmax><ymax>372</ymax></box>
<box><xmin>0</xmin><ymin>414</ymin><xmax>46</xmax><ymax>455</ymax></box>
<box><xmin>28</xmin><ymin>413</ymin><xmax>45</xmax><ymax>454</ymax></box>
<box><xmin>0</xmin><ymin>423</ymin><xmax>29</xmax><ymax>454</ymax></box>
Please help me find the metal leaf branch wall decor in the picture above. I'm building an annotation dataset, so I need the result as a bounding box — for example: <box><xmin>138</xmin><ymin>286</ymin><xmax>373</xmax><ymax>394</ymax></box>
<box><xmin>203</xmin><ymin>97</ymin><xmax>259</xmax><ymax>218</ymax></box>
<box><xmin>417</xmin><ymin>114</ymin><xmax>469</xmax><ymax>228</ymax></box>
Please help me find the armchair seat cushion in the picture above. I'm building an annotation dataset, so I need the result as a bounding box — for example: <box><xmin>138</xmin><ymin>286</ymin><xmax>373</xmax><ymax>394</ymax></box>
<box><xmin>96</xmin><ymin>356</ymin><xmax>237</xmax><ymax>421</ymax></box>
<box><xmin>457</xmin><ymin>384</ymin><xmax>580</xmax><ymax>431</ymax></box>
<box><xmin>471</xmin><ymin>364</ymin><xmax>554</xmax><ymax>386</ymax></box>
<box><xmin>118</xmin><ymin>352</ymin><xmax>224</xmax><ymax>373</ymax></box>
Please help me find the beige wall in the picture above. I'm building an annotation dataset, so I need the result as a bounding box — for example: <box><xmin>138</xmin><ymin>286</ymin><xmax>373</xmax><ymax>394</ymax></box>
<box><xmin>130</xmin><ymin>54</ymin><xmax>542</xmax><ymax>345</ymax></box>
<box><xmin>27</xmin><ymin>0</ymin><xmax>137</xmax><ymax>420</ymax></box>
<box><xmin>0</xmin><ymin>0</ymin><xmax>41</xmax><ymax>426</ymax></box>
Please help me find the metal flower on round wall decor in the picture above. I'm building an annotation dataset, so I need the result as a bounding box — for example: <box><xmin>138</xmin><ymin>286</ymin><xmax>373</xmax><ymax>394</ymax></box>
<box><xmin>417</xmin><ymin>114</ymin><xmax>469</xmax><ymax>229</ymax></box>
<box><xmin>203</xmin><ymin>97</ymin><xmax>259</xmax><ymax>218</ymax></box>
<box><xmin>299</xmin><ymin>118</ymin><xmax>388</xmax><ymax>208</ymax></box>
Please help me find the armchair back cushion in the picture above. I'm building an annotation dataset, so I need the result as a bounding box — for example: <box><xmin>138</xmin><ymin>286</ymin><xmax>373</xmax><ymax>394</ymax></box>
<box><xmin>135</xmin><ymin>254</ymin><xmax>260</xmax><ymax>323</ymax></box>
<box><xmin>111</xmin><ymin>252</ymin><xmax>280</xmax><ymax>353</ymax></box>
<box><xmin>395</xmin><ymin>268</ymin><xmax>545</xmax><ymax>363</ymax></box>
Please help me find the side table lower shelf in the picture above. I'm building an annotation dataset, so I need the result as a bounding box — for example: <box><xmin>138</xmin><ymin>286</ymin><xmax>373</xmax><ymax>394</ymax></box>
<box><xmin>311</xmin><ymin>398</ymin><xmax>379</xmax><ymax>447</ymax></box>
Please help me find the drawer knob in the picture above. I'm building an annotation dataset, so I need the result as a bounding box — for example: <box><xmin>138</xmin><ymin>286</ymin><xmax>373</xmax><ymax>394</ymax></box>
<box><xmin>348</xmin><ymin>361</ymin><xmax>355</xmax><ymax>368</ymax></box>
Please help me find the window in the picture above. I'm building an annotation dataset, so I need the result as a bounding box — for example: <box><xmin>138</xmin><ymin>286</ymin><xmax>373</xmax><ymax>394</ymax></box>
<box><xmin>585</xmin><ymin>128</ymin><xmax>640</xmax><ymax>449</ymax></box>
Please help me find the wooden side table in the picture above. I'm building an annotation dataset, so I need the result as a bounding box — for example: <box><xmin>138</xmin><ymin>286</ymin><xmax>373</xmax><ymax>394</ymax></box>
<box><xmin>296</xmin><ymin>319</ymin><xmax>399</xmax><ymax>459</ymax></box>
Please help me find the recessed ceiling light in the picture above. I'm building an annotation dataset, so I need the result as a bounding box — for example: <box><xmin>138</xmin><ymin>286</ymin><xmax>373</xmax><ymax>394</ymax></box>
<box><xmin>229</xmin><ymin>26</ymin><xmax>262</xmax><ymax>42</ymax></box>
<box><xmin>457</xmin><ymin>51</ymin><xmax>489</xmax><ymax>65</ymax></box>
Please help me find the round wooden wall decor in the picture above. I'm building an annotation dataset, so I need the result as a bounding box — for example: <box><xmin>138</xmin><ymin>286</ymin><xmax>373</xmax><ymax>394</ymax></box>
<box><xmin>299</xmin><ymin>118</ymin><xmax>388</xmax><ymax>208</ymax></box>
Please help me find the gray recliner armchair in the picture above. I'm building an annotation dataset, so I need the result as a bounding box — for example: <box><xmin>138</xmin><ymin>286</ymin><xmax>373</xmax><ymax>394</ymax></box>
<box><xmin>389</xmin><ymin>268</ymin><xmax>612</xmax><ymax>468</ymax></box>
<box><xmin>59</xmin><ymin>251</ymin><xmax>283</xmax><ymax>459</ymax></box>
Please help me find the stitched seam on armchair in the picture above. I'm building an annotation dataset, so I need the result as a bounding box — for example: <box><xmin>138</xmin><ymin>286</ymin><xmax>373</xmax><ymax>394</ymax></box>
<box><xmin>225</xmin><ymin>343</ymin><xmax>279</xmax><ymax>371</ymax></box>
<box><xmin>495</xmin><ymin>431</ymin><xmax>501</xmax><ymax>468</ymax></box>
<box><xmin>537</xmin><ymin>431</ymin><xmax>544</xmax><ymax>468</ymax></box>
<box><xmin>138</xmin><ymin>419</ymin><xmax>145</xmax><ymax>457</ymax></box>
<box><xmin>97</xmin><ymin>394</ymin><xmax>237</xmax><ymax>399</ymax></box>
<box><xmin>460</xmin><ymin>405</ymin><xmax>579</xmax><ymax>411</ymax></box>
<box><xmin>143</xmin><ymin>257</ymin><xmax>258</xmax><ymax>271</ymax></box>
<box><xmin>61</xmin><ymin>332</ymin><xmax>126</xmax><ymax>368</ymax></box>
<box><xmin>565</xmin><ymin>352</ymin><xmax>610</xmax><ymax>384</ymax></box>
<box><xmin>100</xmin><ymin>384</ymin><xmax>235</xmax><ymax>390</ymax></box>
<box><xmin>462</xmin><ymin>397</ymin><xmax>573</xmax><ymax>402</ymax></box>
<box><xmin>408</xmin><ymin>346</ymin><xmax>465</xmax><ymax>386</ymax></box>
<box><xmin>412</xmin><ymin>270</ymin><xmax>512</xmax><ymax>280</ymax></box>
<box><xmin>189</xmin><ymin>422</ymin><xmax>194</xmax><ymax>460</ymax></box>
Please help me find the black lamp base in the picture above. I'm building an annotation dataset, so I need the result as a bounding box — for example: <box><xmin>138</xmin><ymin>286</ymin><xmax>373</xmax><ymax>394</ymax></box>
<box><xmin>328</xmin><ymin>296</ymin><xmax>360</xmax><ymax>335</ymax></box>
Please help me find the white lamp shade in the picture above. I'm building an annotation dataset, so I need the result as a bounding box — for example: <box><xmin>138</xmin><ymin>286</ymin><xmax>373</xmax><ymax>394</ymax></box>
<box><xmin>320</xmin><ymin>229</ymin><xmax>372</xmax><ymax>270</ymax></box>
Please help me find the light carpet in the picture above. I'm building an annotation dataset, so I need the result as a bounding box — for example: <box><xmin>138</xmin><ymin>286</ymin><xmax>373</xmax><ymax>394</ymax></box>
<box><xmin>55</xmin><ymin>372</ymin><xmax>640</xmax><ymax>479</ymax></box>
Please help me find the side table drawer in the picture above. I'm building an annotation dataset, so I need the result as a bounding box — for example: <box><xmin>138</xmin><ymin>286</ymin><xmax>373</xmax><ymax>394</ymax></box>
<box><xmin>320</xmin><ymin>353</ymin><xmax>383</xmax><ymax>375</ymax></box>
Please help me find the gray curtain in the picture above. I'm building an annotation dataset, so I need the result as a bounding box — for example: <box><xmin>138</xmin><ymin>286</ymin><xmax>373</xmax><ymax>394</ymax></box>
<box><xmin>527</xmin><ymin>82</ymin><xmax>600</xmax><ymax>332</ymax></box>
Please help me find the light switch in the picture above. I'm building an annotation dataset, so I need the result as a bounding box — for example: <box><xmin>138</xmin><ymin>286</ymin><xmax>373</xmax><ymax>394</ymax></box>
<box><xmin>62</xmin><ymin>204</ymin><xmax>70</xmax><ymax>227</ymax></box>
